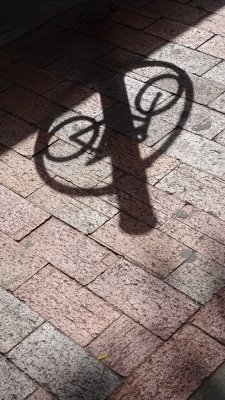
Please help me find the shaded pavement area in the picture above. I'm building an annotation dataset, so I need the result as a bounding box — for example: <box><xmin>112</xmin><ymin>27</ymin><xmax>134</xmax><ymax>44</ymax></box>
<box><xmin>1</xmin><ymin>0</ymin><xmax>225</xmax><ymax>399</ymax></box>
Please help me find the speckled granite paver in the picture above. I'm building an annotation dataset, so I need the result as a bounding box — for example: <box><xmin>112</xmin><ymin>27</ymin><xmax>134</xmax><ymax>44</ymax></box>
<box><xmin>1</xmin><ymin>1</ymin><xmax>225</xmax><ymax>399</ymax></box>
<box><xmin>8</xmin><ymin>323</ymin><xmax>121</xmax><ymax>400</ymax></box>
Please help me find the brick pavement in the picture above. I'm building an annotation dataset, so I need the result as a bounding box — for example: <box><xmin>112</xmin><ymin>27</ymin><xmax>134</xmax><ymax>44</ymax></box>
<box><xmin>1</xmin><ymin>0</ymin><xmax>225</xmax><ymax>399</ymax></box>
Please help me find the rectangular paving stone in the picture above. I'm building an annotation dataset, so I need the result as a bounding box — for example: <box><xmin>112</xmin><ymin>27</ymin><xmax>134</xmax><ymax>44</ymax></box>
<box><xmin>75</xmin><ymin>19</ymin><xmax>115</xmax><ymax>37</ymax></box>
<box><xmin>48</xmin><ymin>54</ymin><xmax>115</xmax><ymax>88</ymax></box>
<box><xmin>0</xmin><ymin>60</ymin><xmax>63</xmax><ymax>95</ymax></box>
<box><xmin>148</xmin><ymin>42</ymin><xmax>220</xmax><ymax>75</ymax></box>
<box><xmin>143</xmin><ymin>0</ymin><xmax>205</xmax><ymax>24</ymax></box>
<box><xmin>45</xmin><ymin>80</ymin><xmax>113</xmax><ymax>117</ymax></box>
<box><xmin>0</xmin><ymin>355</ymin><xmax>36</xmax><ymax>400</ymax></box>
<box><xmin>204</xmin><ymin>60</ymin><xmax>225</xmax><ymax>85</ymax></box>
<box><xmin>151</xmin><ymin>69</ymin><xmax>225</xmax><ymax>105</ymax></box>
<box><xmin>215</xmin><ymin>129</ymin><xmax>225</xmax><ymax>146</ymax></box>
<box><xmin>35</xmin><ymin>140</ymin><xmax>113</xmax><ymax>189</ymax></box>
<box><xmin>0</xmin><ymin>231</ymin><xmax>46</xmax><ymax>290</ymax></box>
<box><xmin>165</xmin><ymin>259</ymin><xmax>224</xmax><ymax>305</ymax></box>
<box><xmin>159</xmin><ymin>95</ymin><xmax>225</xmax><ymax>140</ymax></box>
<box><xmin>0</xmin><ymin>145</ymin><xmax>54</xmax><ymax>196</ymax></box>
<box><xmin>0</xmin><ymin>78</ymin><xmax>12</xmax><ymax>92</ymax></box>
<box><xmin>91</xmin><ymin>212</ymin><xmax>189</xmax><ymax>278</ymax></box>
<box><xmin>0</xmin><ymin>185</ymin><xmax>49</xmax><ymax>240</ymax></box>
<box><xmin>160</xmin><ymin>218</ymin><xmax>225</xmax><ymax>266</ymax></box>
<box><xmin>101</xmin><ymin>24</ymin><xmax>164</xmax><ymax>55</ymax></box>
<box><xmin>58</xmin><ymin>30</ymin><xmax>114</xmax><ymax>61</ymax></box>
<box><xmin>8</xmin><ymin>323</ymin><xmax>120</xmax><ymax>400</ymax></box>
<box><xmin>192</xmin><ymin>287</ymin><xmax>225</xmax><ymax>345</ymax></box>
<box><xmin>156</xmin><ymin>163</ymin><xmax>225</xmax><ymax>220</ymax></box>
<box><xmin>109</xmin><ymin>324</ymin><xmax>225</xmax><ymax>400</ymax></box>
<box><xmin>189</xmin><ymin>0</ymin><xmax>225</xmax><ymax>15</ymax></box>
<box><xmin>188</xmin><ymin>361</ymin><xmax>225</xmax><ymax>400</ymax></box>
<box><xmin>28</xmin><ymin>176</ymin><xmax>118</xmax><ymax>234</ymax></box>
<box><xmin>21</xmin><ymin>217</ymin><xmax>118</xmax><ymax>284</ymax></box>
<box><xmin>0</xmin><ymin>113</ymin><xmax>57</xmax><ymax>158</ymax></box>
<box><xmin>102</xmin><ymin>103</ymin><xmax>175</xmax><ymax>146</ymax></box>
<box><xmin>27</xmin><ymin>388</ymin><xmax>55</xmax><ymax>400</ymax></box>
<box><xmin>199</xmin><ymin>35</ymin><xmax>225</xmax><ymax>60</ymax></box>
<box><xmin>0</xmin><ymin>287</ymin><xmax>43</xmax><ymax>353</ymax></box>
<box><xmin>99</xmin><ymin>48</ymin><xmax>167</xmax><ymax>83</ymax></box>
<box><xmin>89</xmin><ymin>259</ymin><xmax>197</xmax><ymax>339</ymax></box>
<box><xmin>40</xmin><ymin>109</ymin><xmax>179</xmax><ymax>184</ymax></box>
<box><xmin>174</xmin><ymin>204</ymin><xmax>225</xmax><ymax>246</ymax></box>
<box><xmin>154</xmin><ymin>129</ymin><xmax>225</xmax><ymax>177</ymax></box>
<box><xmin>96</xmin><ymin>73</ymin><xmax>171</xmax><ymax>110</ymax></box>
<box><xmin>197</xmin><ymin>13</ymin><xmax>225</xmax><ymax>37</ymax></box>
<box><xmin>0</xmin><ymin>53</ymin><xmax>12</xmax><ymax>69</ymax></box>
<box><xmin>110</xmin><ymin>9</ymin><xmax>154</xmax><ymax>29</ymax></box>
<box><xmin>15</xmin><ymin>265</ymin><xmax>120</xmax><ymax>346</ymax></box>
<box><xmin>88</xmin><ymin>315</ymin><xmax>162</xmax><ymax>377</ymax></box>
<box><xmin>145</xmin><ymin>19</ymin><xmax>213</xmax><ymax>49</ymax></box>
<box><xmin>0</xmin><ymin>86</ymin><xmax>61</xmax><ymax>124</ymax></box>
<box><xmin>107</xmin><ymin>173</ymin><xmax>185</xmax><ymax>217</ymax></box>
<box><xmin>209</xmin><ymin>91</ymin><xmax>225</xmax><ymax>113</ymax></box>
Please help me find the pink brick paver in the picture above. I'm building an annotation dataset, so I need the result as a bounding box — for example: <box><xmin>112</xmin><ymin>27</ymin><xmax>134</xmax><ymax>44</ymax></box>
<box><xmin>192</xmin><ymin>287</ymin><xmax>225</xmax><ymax>344</ymax></box>
<box><xmin>15</xmin><ymin>264</ymin><xmax>120</xmax><ymax>346</ymax></box>
<box><xmin>1</xmin><ymin>1</ymin><xmax>225</xmax><ymax>399</ymax></box>
<box><xmin>109</xmin><ymin>324</ymin><xmax>225</xmax><ymax>400</ymax></box>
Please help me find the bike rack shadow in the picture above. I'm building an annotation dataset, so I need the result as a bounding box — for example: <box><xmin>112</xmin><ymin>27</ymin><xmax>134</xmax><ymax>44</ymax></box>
<box><xmin>34</xmin><ymin>59</ymin><xmax>193</xmax><ymax>234</ymax></box>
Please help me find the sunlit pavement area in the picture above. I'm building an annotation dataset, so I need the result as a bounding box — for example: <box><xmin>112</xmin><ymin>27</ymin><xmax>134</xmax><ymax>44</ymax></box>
<box><xmin>1</xmin><ymin>0</ymin><xmax>225</xmax><ymax>399</ymax></box>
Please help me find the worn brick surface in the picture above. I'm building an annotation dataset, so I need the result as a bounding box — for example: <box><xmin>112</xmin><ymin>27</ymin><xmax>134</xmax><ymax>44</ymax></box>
<box><xmin>99</xmin><ymin>48</ymin><xmax>167</xmax><ymax>83</ymax></box>
<box><xmin>0</xmin><ymin>287</ymin><xmax>43</xmax><ymax>353</ymax></box>
<box><xmin>199</xmin><ymin>35</ymin><xmax>225</xmax><ymax>60</ymax></box>
<box><xmin>197</xmin><ymin>13</ymin><xmax>225</xmax><ymax>37</ymax></box>
<box><xmin>0</xmin><ymin>185</ymin><xmax>49</xmax><ymax>240</ymax></box>
<box><xmin>8</xmin><ymin>323</ymin><xmax>120</xmax><ymax>400</ymax></box>
<box><xmin>88</xmin><ymin>315</ymin><xmax>162</xmax><ymax>377</ymax></box>
<box><xmin>96</xmin><ymin>73</ymin><xmax>171</xmax><ymax>110</ymax></box>
<box><xmin>152</xmin><ymin>70</ymin><xmax>225</xmax><ymax>105</ymax></box>
<box><xmin>92</xmin><ymin>212</ymin><xmax>190</xmax><ymax>277</ymax></box>
<box><xmin>88</xmin><ymin>259</ymin><xmax>197</xmax><ymax>339</ymax></box>
<box><xmin>0</xmin><ymin>145</ymin><xmax>54</xmax><ymax>196</ymax></box>
<box><xmin>160</xmin><ymin>218</ymin><xmax>225</xmax><ymax>265</ymax></box>
<box><xmin>192</xmin><ymin>288</ymin><xmax>225</xmax><ymax>344</ymax></box>
<box><xmin>109</xmin><ymin>324</ymin><xmax>225</xmax><ymax>400</ymax></box>
<box><xmin>188</xmin><ymin>361</ymin><xmax>225</xmax><ymax>400</ymax></box>
<box><xmin>75</xmin><ymin>19</ymin><xmax>115</xmax><ymax>36</ymax></box>
<box><xmin>215</xmin><ymin>129</ymin><xmax>225</xmax><ymax>146</ymax></box>
<box><xmin>58</xmin><ymin>30</ymin><xmax>114</xmax><ymax>61</ymax></box>
<box><xmin>15</xmin><ymin>265</ymin><xmax>120</xmax><ymax>346</ymax></box>
<box><xmin>174</xmin><ymin>204</ymin><xmax>225</xmax><ymax>246</ymax></box>
<box><xmin>45</xmin><ymin>80</ymin><xmax>113</xmax><ymax>117</ymax></box>
<box><xmin>0</xmin><ymin>78</ymin><xmax>12</xmax><ymax>92</ymax></box>
<box><xmin>28</xmin><ymin>176</ymin><xmax>118</xmax><ymax>234</ymax></box>
<box><xmin>27</xmin><ymin>388</ymin><xmax>55</xmax><ymax>400</ymax></box>
<box><xmin>0</xmin><ymin>60</ymin><xmax>63</xmax><ymax>94</ymax></box>
<box><xmin>0</xmin><ymin>231</ymin><xmax>46</xmax><ymax>290</ymax></box>
<box><xmin>0</xmin><ymin>54</ymin><xmax>12</xmax><ymax>69</ymax></box>
<box><xmin>102</xmin><ymin>25</ymin><xmax>164</xmax><ymax>55</ymax></box>
<box><xmin>204</xmin><ymin>60</ymin><xmax>225</xmax><ymax>85</ymax></box>
<box><xmin>148</xmin><ymin>42</ymin><xmax>220</xmax><ymax>75</ymax></box>
<box><xmin>0</xmin><ymin>113</ymin><xmax>57</xmax><ymax>158</ymax></box>
<box><xmin>156</xmin><ymin>164</ymin><xmax>225</xmax><ymax>220</ymax></box>
<box><xmin>0</xmin><ymin>86</ymin><xmax>60</xmax><ymax>124</ymax></box>
<box><xmin>21</xmin><ymin>217</ymin><xmax>118</xmax><ymax>284</ymax></box>
<box><xmin>35</xmin><ymin>139</ymin><xmax>113</xmax><ymax>189</ymax></box>
<box><xmin>165</xmin><ymin>259</ymin><xmax>224</xmax><ymax>304</ymax></box>
<box><xmin>154</xmin><ymin>129</ymin><xmax>225</xmax><ymax>177</ymax></box>
<box><xmin>102</xmin><ymin>103</ymin><xmax>176</xmax><ymax>146</ymax></box>
<box><xmin>48</xmin><ymin>54</ymin><xmax>115</xmax><ymax>88</ymax></box>
<box><xmin>145</xmin><ymin>19</ymin><xmax>213</xmax><ymax>49</ymax></box>
<box><xmin>143</xmin><ymin>0</ymin><xmax>205</xmax><ymax>24</ymax></box>
<box><xmin>0</xmin><ymin>355</ymin><xmax>36</xmax><ymax>400</ymax></box>
<box><xmin>110</xmin><ymin>9</ymin><xmax>154</xmax><ymax>29</ymax></box>
<box><xmin>209</xmin><ymin>91</ymin><xmax>225</xmax><ymax>113</ymax></box>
